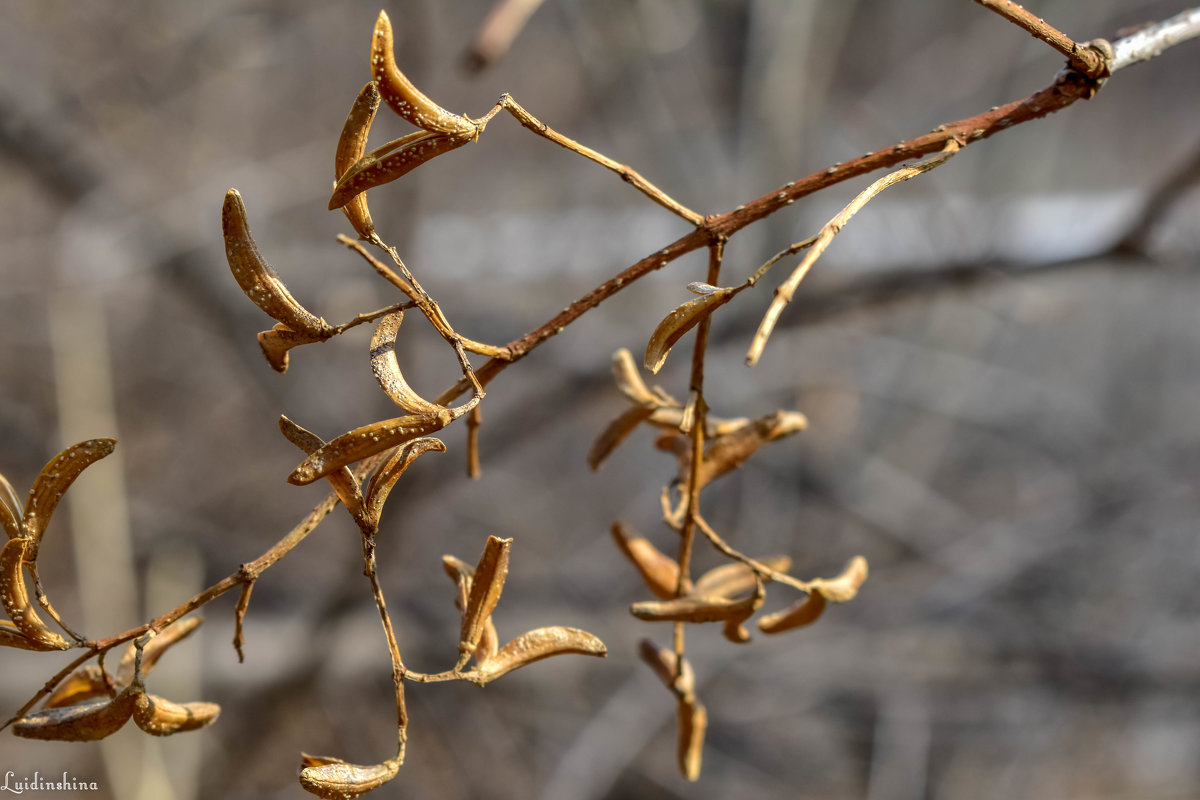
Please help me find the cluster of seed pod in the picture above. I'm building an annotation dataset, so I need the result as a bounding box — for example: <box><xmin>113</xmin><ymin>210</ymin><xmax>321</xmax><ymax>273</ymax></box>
<box><xmin>593</xmin><ymin>346</ymin><xmax>868</xmax><ymax>779</ymax></box>
<box><xmin>11</xmin><ymin>618</ymin><xmax>219</xmax><ymax>741</ymax></box>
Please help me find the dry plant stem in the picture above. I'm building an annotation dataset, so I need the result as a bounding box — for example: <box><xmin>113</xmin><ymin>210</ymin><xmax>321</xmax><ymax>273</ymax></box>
<box><xmin>331</xmin><ymin>300</ymin><xmax>418</xmax><ymax>335</ymax></box>
<box><xmin>466</xmin><ymin>0</ymin><xmax>548</xmax><ymax>71</ymax></box>
<box><xmin>747</xmin><ymin>141</ymin><xmax>961</xmax><ymax>365</ymax></box>
<box><xmin>28</xmin><ymin>565</ymin><xmax>85</xmax><ymax>642</ymax></box>
<box><xmin>466</xmin><ymin>407</ymin><xmax>482</xmax><ymax>479</ymax></box>
<box><xmin>232</xmin><ymin>580</ymin><xmax>255</xmax><ymax>663</ymax></box>
<box><xmin>360</xmin><ymin>532</ymin><xmax>408</xmax><ymax>748</ymax></box>
<box><xmin>495</xmin><ymin>95</ymin><xmax>704</xmax><ymax>226</ymax></box>
<box><xmin>971</xmin><ymin>0</ymin><xmax>1109</xmax><ymax>77</ymax></box>
<box><xmin>692</xmin><ymin>514</ymin><xmax>807</xmax><ymax>594</ymax></box>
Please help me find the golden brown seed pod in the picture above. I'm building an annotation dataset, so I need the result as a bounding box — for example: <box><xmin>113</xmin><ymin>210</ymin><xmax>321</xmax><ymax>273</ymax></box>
<box><xmin>692</xmin><ymin>556</ymin><xmax>791</xmax><ymax>599</ymax></box>
<box><xmin>459</xmin><ymin>536</ymin><xmax>511</xmax><ymax>663</ymax></box>
<box><xmin>371</xmin><ymin>10</ymin><xmax>477</xmax><ymax>137</ymax></box>
<box><xmin>0</xmin><ymin>472</ymin><xmax>23</xmax><ymax>540</ymax></box>
<box><xmin>298</xmin><ymin>754</ymin><xmax>401</xmax><ymax>800</ymax></box>
<box><xmin>12</xmin><ymin>684</ymin><xmax>137</xmax><ymax>742</ymax></box>
<box><xmin>364</xmin><ymin>438</ymin><xmax>446</xmax><ymax>529</ymax></box>
<box><xmin>278</xmin><ymin>415</ymin><xmax>366</xmax><ymax>528</ymax></box>
<box><xmin>610</xmin><ymin>348</ymin><xmax>661</xmax><ymax>407</ymax></box>
<box><xmin>809</xmin><ymin>555</ymin><xmax>868</xmax><ymax>602</ymax></box>
<box><xmin>588</xmin><ymin>405</ymin><xmax>655</xmax><ymax>471</ymax></box>
<box><xmin>370</xmin><ymin>311</ymin><xmax>445</xmax><ymax>415</ymax></box>
<box><xmin>630</xmin><ymin>582</ymin><xmax>763</xmax><ymax>627</ymax></box>
<box><xmin>638</xmin><ymin>639</ymin><xmax>694</xmax><ymax>698</ymax></box>
<box><xmin>0</xmin><ymin>538</ymin><xmax>69</xmax><ymax>650</ymax></box>
<box><xmin>328</xmin><ymin>130</ymin><xmax>471</xmax><ymax>211</ymax></box>
<box><xmin>0</xmin><ymin>619</ymin><xmax>63</xmax><ymax>652</ymax></box>
<box><xmin>258</xmin><ymin>323</ymin><xmax>328</xmax><ymax>375</ymax></box>
<box><xmin>610</xmin><ymin>522</ymin><xmax>687</xmax><ymax>599</ymax></box>
<box><xmin>132</xmin><ymin>693</ymin><xmax>221</xmax><ymax>736</ymax></box>
<box><xmin>43</xmin><ymin>664</ymin><xmax>111</xmax><ymax>709</ymax></box>
<box><xmin>694</xmin><ymin>410</ymin><xmax>807</xmax><ymax>489</ymax></box>
<box><xmin>439</xmin><ymin>554</ymin><xmax>498</xmax><ymax>664</ymax></box>
<box><xmin>644</xmin><ymin>285</ymin><xmax>742</xmax><ymax>374</ymax></box>
<box><xmin>336</xmin><ymin>82</ymin><xmax>382</xmax><ymax>242</ymax></box>
<box><xmin>288</xmin><ymin>412</ymin><xmax>453</xmax><ymax>486</ymax></box>
<box><xmin>222</xmin><ymin>189</ymin><xmax>335</xmax><ymax>348</ymax></box>
<box><xmin>757</xmin><ymin>591</ymin><xmax>826</xmax><ymax>634</ymax></box>
<box><xmin>116</xmin><ymin>616</ymin><xmax>203</xmax><ymax>689</ymax></box>
<box><xmin>676</xmin><ymin>696</ymin><xmax>707</xmax><ymax>781</ymax></box>
<box><xmin>720</xmin><ymin>575</ymin><xmax>766</xmax><ymax>644</ymax></box>
<box><xmin>476</xmin><ymin>626</ymin><xmax>607</xmax><ymax>683</ymax></box>
<box><xmin>23</xmin><ymin>438</ymin><xmax>116</xmax><ymax>559</ymax></box>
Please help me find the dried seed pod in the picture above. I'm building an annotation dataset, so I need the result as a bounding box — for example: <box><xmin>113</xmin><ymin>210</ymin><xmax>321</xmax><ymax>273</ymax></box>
<box><xmin>644</xmin><ymin>286</ymin><xmax>741</xmax><ymax>374</ymax></box>
<box><xmin>757</xmin><ymin>591</ymin><xmax>826</xmax><ymax>634</ymax></box>
<box><xmin>677</xmin><ymin>695</ymin><xmax>707</xmax><ymax>781</ymax></box>
<box><xmin>364</xmin><ymin>438</ymin><xmax>446</xmax><ymax>528</ymax></box>
<box><xmin>809</xmin><ymin>555</ymin><xmax>868</xmax><ymax>603</ymax></box>
<box><xmin>610</xmin><ymin>348</ymin><xmax>661</xmax><ymax>407</ymax></box>
<box><xmin>440</xmin><ymin>554</ymin><xmax>498</xmax><ymax>663</ymax></box>
<box><xmin>370</xmin><ymin>311</ymin><xmax>444</xmax><ymax>415</ymax></box>
<box><xmin>695</xmin><ymin>410</ymin><xmax>807</xmax><ymax>489</ymax></box>
<box><xmin>336</xmin><ymin>82</ymin><xmax>382</xmax><ymax>241</ymax></box>
<box><xmin>116</xmin><ymin>616</ymin><xmax>203</xmax><ymax>689</ymax></box>
<box><xmin>258</xmin><ymin>323</ymin><xmax>328</xmax><ymax>374</ymax></box>
<box><xmin>630</xmin><ymin>586</ymin><xmax>761</xmax><ymax>626</ymax></box>
<box><xmin>646</xmin><ymin>406</ymin><xmax>749</xmax><ymax>437</ymax></box>
<box><xmin>329</xmin><ymin>130</ymin><xmax>471</xmax><ymax>211</ymax></box>
<box><xmin>298</xmin><ymin>754</ymin><xmax>401</xmax><ymax>800</ymax></box>
<box><xmin>0</xmin><ymin>538</ymin><xmax>69</xmax><ymax>650</ymax></box>
<box><xmin>477</xmin><ymin>626</ymin><xmax>607</xmax><ymax>682</ymax></box>
<box><xmin>371</xmin><ymin>10</ymin><xmax>477</xmax><ymax>137</ymax></box>
<box><xmin>279</xmin><ymin>416</ymin><xmax>366</xmax><ymax>525</ymax></box>
<box><xmin>638</xmin><ymin>639</ymin><xmax>694</xmax><ymax>698</ymax></box>
<box><xmin>459</xmin><ymin>536</ymin><xmax>511</xmax><ymax>662</ymax></box>
<box><xmin>720</xmin><ymin>575</ymin><xmax>766</xmax><ymax>644</ymax></box>
<box><xmin>288</xmin><ymin>412</ymin><xmax>453</xmax><ymax>486</ymax></box>
<box><xmin>12</xmin><ymin>684</ymin><xmax>137</xmax><ymax>741</ymax></box>
<box><xmin>222</xmin><ymin>189</ymin><xmax>335</xmax><ymax>351</ymax></box>
<box><xmin>610</xmin><ymin>522</ymin><xmax>687</xmax><ymax>599</ymax></box>
<box><xmin>44</xmin><ymin>665</ymin><xmax>111</xmax><ymax>709</ymax></box>
<box><xmin>588</xmin><ymin>405</ymin><xmax>654</xmax><ymax>471</ymax></box>
<box><xmin>693</xmin><ymin>556</ymin><xmax>791</xmax><ymax>599</ymax></box>
<box><xmin>0</xmin><ymin>473</ymin><xmax>22</xmax><ymax>540</ymax></box>
<box><xmin>23</xmin><ymin>438</ymin><xmax>116</xmax><ymax>559</ymax></box>
<box><xmin>0</xmin><ymin>619</ymin><xmax>64</xmax><ymax>652</ymax></box>
<box><xmin>132</xmin><ymin>693</ymin><xmax>220</xmax><ymax>736</ymax></box>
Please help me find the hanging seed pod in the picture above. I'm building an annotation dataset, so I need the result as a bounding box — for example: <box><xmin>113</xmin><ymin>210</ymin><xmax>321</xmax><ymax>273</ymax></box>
<box><xmin>115</xmin><ymin>616</ymin><xmax>203</xmax><ymax>689</ymax></box>
<box><xmin>336</xmin><ymin>82</ymin><xmax>382</xmax><ymax>241</ymax></box>
<box><xmin>0</xmin><ymin>538</ymin><xmax>69</xmax><ymax>650</ymax></box>
<box><xmin>757</xmin><ymin>591</ymin><xmax>826</xmax><ymax>634</ymax></box>
<box><xmin>692</xmin><ymin>556</ymin><xmax>791</xmax><ymax>599</ymax></box>
<box><xmin>630</xmin><ymin>578</ymin><xmax>763</xmax><ymax>628</ymax></box>
<box><xmin>610</xmin><ymin>348</ymin><xmax>661</xmax><ymax>407</ymax></box>
<box><xmin>476</xmin><ymin>626</ymin><xmax>607</xmax><ymax>683</ymax></box>
<box><xmin>459</xmin><ymin>536</ymin><xmax>511</xmax><ymax>663</ymax></box>
<box><xmin>12</xmin><ymin>684</ymin><xmax>137</xmax><ymax>742</ymax></box>
<box><xmin>371</xmin><ymin>10</ymin><xmax>477</xmax><ymax>137</ymax></box>
<box><xmin>588</xmin><ymin>405</ymin><xmax>655</xmax><ymax>471</ymax></box>
<box><xmin>22</xmin><ymin>438</ymin><xmax>116</xmax><ymax>559</ymax></box>
<box><xmin>0</xmin><ymin>619</ymin><xmax>63</xmax><ymax>652</ymax></box>
<box><xmin>43</xmin><ymin>665</ymin><xmax>111</xmax><ymax>709</ymax></box>
<box><xmin>279</xmin><ymin>416</ymin><xmax>366</xmax><ymax>526</ymax></box>
<box><xmin>809</xmin><ymin>555</ymin><xmax>868</xmax><ymax>602</ymax></box>
<box><xmin>638</xmin><ymin>639</ymin><xmax>694</xmax><ymax>698</ymax></box>
<box><xmin>610</xmin><ymin>522</ymin><xmax>687</xmax><ymax>599</ymax></box>
<box><xmin>440</xmin><ymin>554</ymin><xmax>498</xmax><ymax>663</ymax></box>
<box><xmin>132</xmin><ymin>693</ymin><xmax>221</xmax><ymax>736</ymax></box>
<box><xmin>329</xmin><ymin>130</ymin><xmax>472</xmax><ymax>211</ymax></box>
<box><xmin>289</xmin><ymin>412</ymin><xmax>453</xmax><ymax>486</ymax></box>
<box><xmin>644</xmin><ymin>285</ymin><xmax>742</xmax><ymax>374</ymax></box>
<box><xmin>258</xmin><ymin>323</ymin><xmax>329</xmax><ymax>375</ymax></box>
<box><xmin>298</xmin><ymin>753</ymin><xmax>402</xmax><ymax>800</ymax></box>
<box><xmin>695</xmin><ymin>410</ymin><xmax>807</xmax><ymax>489</ymax></box>
<box><xmin>364</xmin><ymin>438</ymin><xmax>446</xmax><ymax>529</ymax></box>
<box><xmin>370</xmin><ymin>311</ymin><xmax>445</xmax><ymax>415</ymax></box>
<box><xmin>676</xmin><ymin>695</ymin><xmax>707</xmax><ymax>781</ymax></box>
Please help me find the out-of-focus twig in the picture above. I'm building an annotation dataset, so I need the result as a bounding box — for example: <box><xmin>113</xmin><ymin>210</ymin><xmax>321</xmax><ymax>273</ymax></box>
<box><xmin>464</xmin><ymin>0</ymin><xmax>548</xmax><ymax>72</ymax></box>
<box><xmin>1114</xmin><ymin>139</ymin><xmax>1200</xmax><ymax>253</ymax></box>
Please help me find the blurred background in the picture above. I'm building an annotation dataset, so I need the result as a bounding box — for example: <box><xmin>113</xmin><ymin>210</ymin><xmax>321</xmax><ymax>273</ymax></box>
<box><xmin>2</xmin><ymin>1</ymin><xmax>1199</xmax><ymax>798</ymax></box>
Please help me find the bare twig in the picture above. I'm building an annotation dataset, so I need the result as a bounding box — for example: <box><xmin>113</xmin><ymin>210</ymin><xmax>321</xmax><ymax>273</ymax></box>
<box><xmin>971</xmin><ymin>0</ymin><xmax>1110</xmax><ymax>77</ymax></box>
<box><xmin>1112</xmin><ymin>7</ymin><xmax>1200</xmax><ymax>70</ymax></box>
<box><xmin>465</xmin><ymin>0</ymin><xmax>549</xmax><ymax>72</ymax></box>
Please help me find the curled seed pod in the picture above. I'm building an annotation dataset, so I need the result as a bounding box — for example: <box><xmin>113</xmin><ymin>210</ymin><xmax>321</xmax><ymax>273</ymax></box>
<box><xmin>588</xmin><ymin>405</ymin><xmax>654</xmax><ymax>471</ymax></box>
<box><xmin>370</xmin><ymin>311</ymin><xmax>445</xmax><ymax>415</ymax></box>
<box><xmin>0</xmin><ymin>619</ymin><xmax>63</xmax><ymax>652</ymax></box>
<box><xmin>644</xmin><ymin>286</ymin><xmax>742</xmax><ymax>374</ymax></box>
<box><xmin>23</xmin><ymin>438</ymin><xmax>116</xmax><ymax>559</ymax></box>
<box><xmin>646</xmin><ymin>406</ymin><xmax>749</xmax><ymax>437</ymax></box>
<box><xmin>638</xmin><ymin>639</ymin><xmax>694</xmax><ymax>698</ymax></box>
<box><xmin>288</xmin><ymin>413</ymin><xmax>454</xmax><ymax>486</ymax></box>
<box><xmin>693</xmin><ymin>556</ymin><xmax>792</xmax><ymax>599</ymax></box>
<box><xmin>258</xmin><ymin>323</ymin><xmax>328</xmax><ymax>375</ymax></box>
<box><xmin>757</xmin><ymin>591</ymin><xmax>826</xmax><ymax>634</ymax></box>
<box><xmin>721</xmin><ymin>575</ymin><xmax>766</xmax><ymax>644</ymax></box>
<box><xmin>0</xmin><ymin>473</ymin><xmax>22</xmax><ymax>540</ymax></box>
<box><xmin>810</xmin><ymin>555</ymin><xmax>868</xmax><ymax>603</ymax></box>
<box><xmin>329</xmin><ymin>130</ymin><xmax>471</xmax><ymax>211</ymax></box>
<box><xmin>364</xmin><ymin>438</ymin><xmax>446</xmax><ymax>529</ymax></box>
<box><xmin>132</xmin><ymin>693</ymin><xmax>220</xmax><ymax>736</ymax></box>
<box><xmin>439</xmin><ymin>555</ymin><xmax>498</xmax><ymax>663</ymax></box>
<box><xmin>278</xmin><ymin>416</ymin><xmax>366</xmax><ymax>528</ymax></box>
<box><xmin>298</xmin><ymin>754</ymin><xmax>401</xmax><ymax>800</ymax></box>
<box><xmin>0</xmin><ymin>538</ymin><xmax>69</xmax><ymax>650</ymax></box>
<box><xmin>630</xmin><ymin>586</ymin><xmax>761</xmax><ymax>626</ymax></box>
<box><xmin>477</xmin><ymin>626</ymin><xmax>607</xmax><ymax>683</ymax></box>
<box><xmin>336</xmin><ymin>82</ymin><xmax>382</xmax><ymax>242</ymax></box>
<box><xmin>13</xmin><ymin>684</ymin><xmax>137</xmax><ymax>742</ymax></box>
<box><xmin>460</xmin><ymin>536</ymin><xmax>511</xmax><ymax>662</ymax></box>
<box><xmin>677</xmin><ymin>695</ymin><xmax>707</xmax><ymax>781</ymax></box>
<box><xmin>611</xmin><ymin>522</ymin><xmax>687</xmax><ymax>599</ymax></box>
<box><xmin>611</xmin><ymin>348</ymin><xmax>661</xmax><ymax>407</ymax></box>
<box><xmin>116</xmin><ymin>616</ymin><xmax>203</xmax><ymax>689</ymax></box>
<box><xmin>695</xmin><ymin>410</ymin><xmax>807</xmax><ymax>489</ymax></box>
<box><xmin>44</xmin><ymin>665</ymin><xmax>111</xmax><ymax>709</ymax></box>
<box><xmin>222</xmin><ymin>189</ymin><xmax>335</xmax><ymax>348</ymax></box>
<box><xmin>371</xmin><ymin>10</ymin><xmax>477</xmax><ymax>137</ymax></box>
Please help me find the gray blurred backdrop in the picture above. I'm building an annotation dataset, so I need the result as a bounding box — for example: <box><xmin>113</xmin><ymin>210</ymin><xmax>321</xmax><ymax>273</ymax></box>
<box><xmin>2</xmin><ymin>1</ymin><xmax>1200</xmax><ymax>798</ymax></box>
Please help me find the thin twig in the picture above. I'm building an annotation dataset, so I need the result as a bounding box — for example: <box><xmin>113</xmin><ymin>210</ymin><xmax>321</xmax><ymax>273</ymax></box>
<box><xmin>1112</xmin><ymin>7</ymin><xmax>1200</xmax><ymax>70</ymax></box>
<box><xmin>464</xmin><ymin>0</ymin><xmax>548</xmax><ymax>72</ymax></box>
<box><xmin>971</xmin><ymin>0</ymin><xmax>1110</xmax><ymax>78</ymax></box>
<box><xmin>693</xmin><ymin>514</ymin><xmax>808</xmax><ymax>594</ymax></box>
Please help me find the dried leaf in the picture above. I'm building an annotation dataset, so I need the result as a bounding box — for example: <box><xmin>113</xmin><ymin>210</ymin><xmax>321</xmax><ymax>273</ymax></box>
<box><xmin>757</xmin><ymin>591</ymin><xmax>826</xmax><ymax>634</ymax></box>
<box><xmin>132</xmin><ymin>693</ymin><xmax>220</xmax><ymax>736</ymax></box>
<box><xmin>12</xmin><ymin>684</ymin><xmax>137</xmax><ymax>741</ymax></box>
<box><xmin>23</xmin><ymin>438</ymin><xmax>116</xmax><ymax>556</ymax></box>
<box><xmin>369</xmin><ymin>311</ymin><xmax>445</xmax><ymax>414</ymax></box>
<box><xmin>336</xmin><ymin>82</ymin><xmax>382</xmax><ymax>241</ymax></box>
<box><xmin>371</xmin><ymin>10</ymin><xmax>477</xmax><ymax>137</ymax></box>
<box><xmin>693</xmin><ymin>556</ymin><xmax>791</xmax><ymax>598</ymax></box>
<box><xmin>638</xmin><ymin>639</ymin><xmax>694</xmax><ymax>697</ymax></box>
<box><xmin>0</xmin><ymin>619</ymin><xmax>63</xmax><ymax>652</ymax></box>
<box><xmin>810</xmin><ymin>555</ymin><xmax>868</xmax><ymax>603</ymax></box>
<box><xmin>644</xmin><ymin>286</ymin><xmax>740</xmax><ymax>374</ymax></box>
<box><xmin>298</xmin><ymin>754</ymin><xmax>401</xmax><ymax>800</ymax></box>
<box><xmin>588</xmin><ymin>405</ymin><xmax>654</xmax><ymax>471</ymax></box>
<box><xmin>222</xmin><ymin>189</ymin><xmax>335</xmax><ymax>343</ymax></box>
<box><xmin>330</xmin><ymin>129</ymin><xmax>471</xmax><ymax>211</ymax></box>
<box><xmin>279</xmin><ymin>416</ymin><xmax>365</xmax><ymax>525</ymax></box>
<box><xmin>676</xmin><ymin>696</ymin><xmax>706</xmax><ymax>781</ymax></box>
<box><xmin>116</xmin><ymin>616</ymin><xmax>203</xmax><ymax>689</ymax></box>
<box><xmin>44</xmin><ymin>665</ymin><xmax>110</xmax><ymax>709</ymax></box>
<box><xmin>460</xmin><ymin>536</ymin><xmax>511</xmax><ymax>662</ymax></box>
<box><xmin>258</xmin><ymin>323</ymin><xmax>327</xmax><ymax>374</ymax></box>
<box><xmin>288</xmin><ymin>412</ymin><xmax>452</xmax><ymax>486</ymax></box>
<box><xmin>477</xmin><ymin>626</ymin><xmax>607</xmax><ymax>682</ymax></box>
<box><xmin>364</xmin><ymin>438</ymin><xmax>446</xmax><ymax>528</ymax></box>
<box><xmin>0</xmin><ymin>538</ymin><xmax>69</xmax><ymax>650</ymax></box>
<box><xmin>610</xmin><ymin>348</ymin><xmax>660</xmax><ymax>407</ymax></box>
<box><xmin>610</xmin><ymin>522</ymin><xmax>686</xmax><ymax>599</ymax></box>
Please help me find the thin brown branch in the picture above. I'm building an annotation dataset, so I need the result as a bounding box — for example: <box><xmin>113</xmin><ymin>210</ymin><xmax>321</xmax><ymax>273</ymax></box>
<box><xmin>972</xmin><ymin>0</ymin><xmax>1111</xmax><ymax>77</ymax></box>
<box><xmin>1115</xmin><ymin>138</ymin><xmax>1200</xmax><ymax>253</ymax></box>
<box><xmin>464</xmin><ymin>0</ymin><xmax>548</xmax><ymax>72</ymax></box>
<box><xmin>693</xmin><ymin>514</ymin><xmax>807</xmax><ymax>594</ymax></box>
